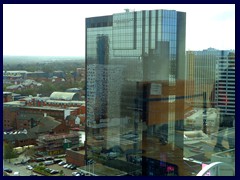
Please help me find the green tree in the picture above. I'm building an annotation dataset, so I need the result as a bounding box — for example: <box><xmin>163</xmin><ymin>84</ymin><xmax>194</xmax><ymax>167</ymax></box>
<box><xmin>25</xmin><ymin>147</ymin><xmax>35</xmax><ymax>160</ymax></box>
<box><xmin>59</xmin><ymin>170</ymin><xmax>64</xmax><ymax>176</ymax></box>
<box><xmin>3</xmin><ymin>142</ymin><xmax>18</xmax><ymax>162</ymax></box>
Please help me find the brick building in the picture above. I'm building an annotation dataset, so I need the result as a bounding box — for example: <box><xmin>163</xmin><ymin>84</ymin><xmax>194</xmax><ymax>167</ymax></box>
<box><xmin>3</xmin><ymin>92</ymin><xmax>13</xmax><ymax>102</ymax></box>
<box><xmin>3</xmin><ymin>130</ymin><xmax>37</xmax><ymax>147</ymax></box>
<box><xmin>3</xmin><ymin>101</ymin><xmax>25</xmax><ymax>131</ymax></box>
<box><xmin>66</xmin><ymin>147</ymin><xmax>86</xmax><ymax>167</ymax></box>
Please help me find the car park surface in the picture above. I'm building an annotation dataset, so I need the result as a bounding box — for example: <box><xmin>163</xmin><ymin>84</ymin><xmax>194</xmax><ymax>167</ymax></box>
<box><xmin>3</xmin><ymin>153</ymin><xmax>83</xmax><ymax>176</ymax></box>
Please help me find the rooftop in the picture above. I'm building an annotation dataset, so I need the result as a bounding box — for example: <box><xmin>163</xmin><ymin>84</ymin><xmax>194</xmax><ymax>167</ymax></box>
<box><xmin>50</xmin><ymin>91</ymin><xmax>80</xmax><ymax>101</ymax></box>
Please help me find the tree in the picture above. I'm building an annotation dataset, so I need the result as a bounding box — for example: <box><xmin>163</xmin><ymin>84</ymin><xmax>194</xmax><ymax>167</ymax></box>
<box><xmin>59</xmin><ymin>170</ymin><xmax>64</xmax><ymax>176</ymax></box>
<box><xmin>25</xmin><ymin>147</ymin><xmax>35</xmax><ymax>160</ymax></box>
<box><xmin>3</xmin><ymin>142</ymin><xmax>18</xmax><ymax>162</ymax></box>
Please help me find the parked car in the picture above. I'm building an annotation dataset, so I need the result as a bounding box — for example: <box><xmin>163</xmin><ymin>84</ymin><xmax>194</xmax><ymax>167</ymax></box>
<box><xmin>13</xmin><ymin>172</ymin><xmax>20</xmax><ymax>176</ymax></box>
<box><xmin>53</xmin><ymin>159</ymin><xmax>62</xmax><ymax>164</ymax></box>
<box><xmin>36</xmin><ymin>157</ymin><xmax>45</xmax><ymax>162</ymax></box>
<box><xmin>58</xmin><ymin>161</ymin><xmax>66</xmax><ymax>166</ymax></box>
<box><xmin>50</xmin><ymin>170</ymin><xmax>59</xmax><ymax>174</ymax></box>
<box><xmin>4</xmin><ymin>168</ymin><xmax>12</xmax><ymax>173</ymax></box>
<box><xmin>72</xmin><ymin>172</ymin><xmax>84</xmax><ymax>176</ymax></box>
<box><xmin>56</xmin><ymin>154</ymin><xmax>66</xmax><ymax>158</ymax></box>
<box><xmin>67</xmin><ymin>164</ymin><xmax>73</xmax><ymax>169</ymax></box>
<box><xmin>70</xmin><ymin>165</ymin><xmax>77</xmax><ymax>170</ymax></box>
<box><xmin>26</xmin><ymin>165</ymin><xmax>33</xmax><ymax>170</ymax></box>
<box><xmin>72</xmin><ymin>172</ymin><xmax>78</xmax><ymax>176</ymax></box>
<box><xmin>45</xmin><ymin>168</ymin><xmax>53</xmax><ymax>173</ymax></box>
<box><xmin>63</xmin><ymin>164</ymin><xmax>69</xmax><ymax>168</ymax></box>
<box><xmin>44</xmin><ymin>160</ymin><xmax>54</xmax><ymax>166</ymax></box>
<box><xmin>45</xmin><ymin>156</ymin><xmax>54</xmax><ymax>160</ymax></box>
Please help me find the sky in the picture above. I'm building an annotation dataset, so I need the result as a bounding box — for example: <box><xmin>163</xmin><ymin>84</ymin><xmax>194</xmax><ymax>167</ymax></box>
<box><xmin>3</xmin><ymin>4</ymin><xmax>235</xmax><ymax>57</ymax></box>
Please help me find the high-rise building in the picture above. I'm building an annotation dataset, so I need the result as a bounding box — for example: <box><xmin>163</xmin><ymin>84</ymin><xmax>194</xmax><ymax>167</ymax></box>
<box><xmin>86</xmin><ymin>9</ymin><xmax>187</xmax><ymax>176</ymax></box>
<box><xmin>186</xmin><ymin>48</ymin><xmax>234</xmax><ymax>107</ymax></box>
<box><xmin>214</xmin><ymin>52</ymin><xmax>235</xmax><ymax>116</ymax></box>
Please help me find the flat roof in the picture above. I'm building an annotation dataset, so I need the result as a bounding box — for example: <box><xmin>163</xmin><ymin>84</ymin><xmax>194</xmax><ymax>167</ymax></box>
<box><xmin>4</xmin><ymin>101</ymin><xmax>25</xmax><ymax>106</ymax></box>
<box><xmin>21</xmin><ymin>106</ymin><xmax>78</xmax><ymax>111</ymax></box>
<box><xmin>79</xmin><ymin>163</ymin><xmax>127</xmax><ymax>176</ymax></box>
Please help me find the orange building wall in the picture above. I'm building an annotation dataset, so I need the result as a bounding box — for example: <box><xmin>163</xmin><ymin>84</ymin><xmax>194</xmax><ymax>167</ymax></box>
<box><xmin>143</xmin><ymin>80</ymin><xmax>186</xmax><ymax>126</ymax></box>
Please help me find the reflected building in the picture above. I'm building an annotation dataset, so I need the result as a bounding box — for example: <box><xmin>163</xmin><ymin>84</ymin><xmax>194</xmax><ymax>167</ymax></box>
<box><xmin>186</xmin><ymin>48</ymin><xmax>234</xmax><ymax>108</ymax></box>
<box><xmin>214</xmin><ymin>52</ymin><xmax>235</xmax><ymax>116</ymax></box>
<box><xmin>86</xmin><ymin>9</ymin><xmax>187</xmax><ymax>176</ymax></box>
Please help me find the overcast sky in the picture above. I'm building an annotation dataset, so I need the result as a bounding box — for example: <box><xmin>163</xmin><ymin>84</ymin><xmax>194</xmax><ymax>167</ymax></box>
<box><xmin>3</xmin><ymin>4</ymin><xmax>235</xmax><ymax>57</ymax></box>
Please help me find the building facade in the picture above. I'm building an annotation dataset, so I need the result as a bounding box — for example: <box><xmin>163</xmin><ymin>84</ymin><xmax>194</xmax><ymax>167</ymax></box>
<box><xmin>186</xmin><ymin>48</ymin><xmax>234</xmax><ymax>108</ymax></box>
<box><xmin>214</xmin><ymin>52</ymin><xmax>235</xmax><ymax>116</ymax></box>
<box><xmin>86</xmin><ymin>9</ymin><xmax>188</xmax><ymax>176</ymax></box>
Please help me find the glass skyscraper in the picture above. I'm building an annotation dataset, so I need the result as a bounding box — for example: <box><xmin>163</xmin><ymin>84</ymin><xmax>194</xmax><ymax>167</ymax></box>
<box><xmin>86</xmin><ymin>9</ymin><xmax>188</xmax><ymax>176</ymax></box>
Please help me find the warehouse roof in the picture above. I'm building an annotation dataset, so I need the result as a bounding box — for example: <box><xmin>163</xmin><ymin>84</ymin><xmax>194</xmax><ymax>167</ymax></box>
<box><xmin>29</xmin><ymin>116</ymin><xmax>61</xmax><ymax>134</ymax></box>
<box><xmin>50</xmin><ymin>92</ymin><xmax>80</xmax><ymax>101</ymax></box>
<box><xmin>4</xmin><ymin>130</ymin><xmax>37</xmax><ymax>142</ymax></box>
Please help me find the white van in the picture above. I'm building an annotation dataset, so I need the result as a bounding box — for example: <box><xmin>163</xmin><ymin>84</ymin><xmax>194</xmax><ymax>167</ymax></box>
<box><xmin>13</xmin><ymin>172</ymin><xmax>20</xmax><ymax>176</ymax></box>
<box><xmin>44</xmin><ymin>160</ymin><xmax>54</xmax><ymax>166</ymax></box>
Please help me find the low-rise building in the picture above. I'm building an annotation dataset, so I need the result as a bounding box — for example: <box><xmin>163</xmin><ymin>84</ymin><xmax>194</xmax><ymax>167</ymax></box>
<box><xmin>66</xmin><ymin>147</ymin><xmax>86</xmax><ymax>167</ymax></box>
<box><xmin>3</xmin><ymin>130</ymin><xmax>37</xmax><ymax>147</ymax></box>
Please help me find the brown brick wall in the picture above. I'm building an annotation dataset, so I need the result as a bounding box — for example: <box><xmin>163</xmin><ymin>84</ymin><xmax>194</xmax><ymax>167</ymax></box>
<box><xmin>66</xmin><ymin>149</ymin><xmax>86</xmax><ymax>167</ymax></box>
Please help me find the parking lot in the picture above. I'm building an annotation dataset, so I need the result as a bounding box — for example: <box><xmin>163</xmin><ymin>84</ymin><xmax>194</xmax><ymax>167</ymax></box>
<box><xmin>3</xmin><ymin>154</ymin><xmax>86</xmax><ymax>176</ymax></box>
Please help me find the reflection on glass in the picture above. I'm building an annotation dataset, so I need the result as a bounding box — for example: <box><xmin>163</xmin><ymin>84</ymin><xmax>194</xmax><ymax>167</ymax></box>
<box><xmin>86</xmin><ymin>9</ymin><xmax>235</xmax><ymax>176</ymax></box>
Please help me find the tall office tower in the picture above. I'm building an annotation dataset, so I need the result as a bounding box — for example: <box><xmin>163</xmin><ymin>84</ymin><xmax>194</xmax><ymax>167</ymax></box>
<box><xmin>214</xmin><ymin>52</ymin><xmax>235</xmax><ymax>116</ymax></box>
<box><xmin>186</xmin><ymin>48</ymin><xmax>233</xmax><ymax>108</ymax></box>
<box><xmin>86</xmin><ymin>9</ymin><xmax>186</xmax><ymax>176</ymax></box>
<box><xmin>186</xmin><ymin>51</ymin><xmax>195</xmax><ymax>105</ymax></box>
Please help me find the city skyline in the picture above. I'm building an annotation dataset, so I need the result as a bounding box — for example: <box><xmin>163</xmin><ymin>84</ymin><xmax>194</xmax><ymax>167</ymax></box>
<box><xmin>3</xmin><ymin>4</ymin><xmax>235</xmax><ymax>57</ymax></box>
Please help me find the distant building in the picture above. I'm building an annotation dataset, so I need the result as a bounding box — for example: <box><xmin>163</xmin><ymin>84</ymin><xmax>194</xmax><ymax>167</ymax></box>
<box><xmin>36</xmin><ymin>132</ymin><xmax>80</xmax><ymax>156</ymax></box>
<box><xmin>3</xmin><ymin>92</ymin><xmax>13</xmax><ymax>102</ymax></box>
<box><xmin>3</xmin><ymin>93</ymin><xmax>85</xmax><ymax>131</ymax></box>
<box><xmin>76</xmin><ymin>68</ymin><xmax>85</xmax><ymax>78</ymax></box>
<box><xmin>214</xmin><ymin>52</ymin><xmax>235</xmax><ymax>116</ymax></box>
<box><xmin>3</xmin><ymin>101</ymin><xmax>25</xmax><ymax>131</ymax></box>
<box><xmin>52</xmin><ymin>70</ymin><xmax>66</xmax><ymax>79</ymax></box>
<box><xmin>50</xmin><ymin>91</ymin><xmax>80</xmax><ymax>101</ymax></box>
<box><xmin>3</xmin><ymin>70</ymin><xmax>27</xmax><ymax>84</ymax></box>
<box><xmin>29</xmin><ymin>115</ymin><xmax>69</xmax><ymax>135</ymax></box>
<box><xmin>3</xmin><ymin>130</ymin><xmax>37</xmax><ymax>147</ymax></box>
<box><xmin>30</xmin><ymin>115</ymin><xmax>79</xmax><ymax>155</ymax></box>
<box><xmin>5</xmin><ymin>79</ymin><xmax>42</xmax><ymax>92</ymax></box>
<box><xmin>26</xmin><ymin>71</ymin><xmax>49</xmax><ymax>81</ymax></box>
<box><xmin>186</xmin><ymin>48</ymin><xmax>234</xmax><ymax>107</ymax></box>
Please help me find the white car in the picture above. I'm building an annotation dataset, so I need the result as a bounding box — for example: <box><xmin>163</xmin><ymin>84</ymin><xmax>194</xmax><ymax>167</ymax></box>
<box><xmin>72</xmin><ymin>172</ymin><xmax>78</xmax><ymax>176</ymax></box>
<box><xmin>13</xmin><ymin>172</ymin><xmax>20</xmax><ymax>176</ymax></box>
<box><xmin>63</xmin><ymin>164</ymin><xmax>69</xmax><ymax>168</ymax></box>
<box><xmin>58</xmin><ymin>161</ymin><xmax>66</xmax><ymax>166</ymax></box>
<box><xmin>26</xmin><ymin>165</ymin><xmax>33</xmax><ymax>170</ymax></box>
<box><xmin>67</xmin><ymin>164</ymin><xmax>72</xmax><ymax>169</ymax></box>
